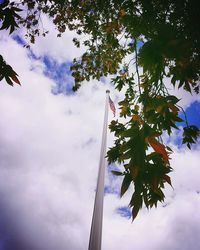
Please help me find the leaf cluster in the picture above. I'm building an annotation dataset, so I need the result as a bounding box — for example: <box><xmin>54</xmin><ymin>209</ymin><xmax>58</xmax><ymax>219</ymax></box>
<box><xmin>0</xmin><ymin>0</ymin><xmax>21</xmax><ymax>34</ymax></box>
<box><xmin>0</xmin><ymin>55</ymin><xmax>20</xmax><ymax>86</ymax></box>
<box><xmin>182</xmin><ymin>125</ymin><xmax>200</xmax><ymax>149</ymax></box>
<box><xmin>107</xmin><ymin>102</ymin><xmax>174</xmax><ymax>220</ymax></box>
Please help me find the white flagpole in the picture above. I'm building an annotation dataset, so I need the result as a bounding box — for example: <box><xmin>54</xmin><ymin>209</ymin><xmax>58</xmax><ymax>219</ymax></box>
<box><xmin>88</xmin><ymin>90</ymin><xmax>110</xmax><ymax>250</ymax></box>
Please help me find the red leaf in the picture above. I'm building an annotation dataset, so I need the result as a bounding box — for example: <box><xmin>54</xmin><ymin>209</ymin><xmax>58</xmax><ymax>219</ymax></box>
<box><xmin>10</xmin><ymin>73</ymin><xmax>21</xmax><ymax>85</ymax></box>
<box><xmin>147</xmin><ymin>137</ymin><xmax>169</xmax><ymax>162</ymax></box>
<box><xmin>163</xmin><ymin>175</ymin><xmax>173</xmax><ymax>187</ymax></box>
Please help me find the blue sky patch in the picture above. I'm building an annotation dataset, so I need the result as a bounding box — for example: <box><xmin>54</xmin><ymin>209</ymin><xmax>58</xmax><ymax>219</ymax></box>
<box><xmin>104</xmin><ymin>185</ymin><xmax>118</xmax><ymax>195</ymax></box>
<box><xmin>42</xmin><ymin>56</ymin><xmax>74</xmax><ymax>95</ymax></box>
<box><xmin>0</xmin><ymin>0</ymin><xmax>6</xmax><ymax>4</ymax></box>
<box><xmin>13</xmin><ymin>35</ymin><xmax>26</xmax><ymax>46</ymax></box>
<box><xmin>168</xmin><ymin>101</ymin><xmax>200</xmax><ymax>147</ymax></box>
<box><xmin>13</xmin><ymin>35</ymin><xmax>75</xmax><ymax>95</ymax></box>
<box><xmin>179</xmin><ymin>101</ymin><xmax>200</xmax><ymax>128</ymax></box>
<box><xmin>104</xmin><ymin>164</ymin><xmax>122</xmax><ymax>195</ymax></box>
<box><xmin>116</xmin><ymin>207</ymin><xmax>131</xmax><ymax>219</ymax></box>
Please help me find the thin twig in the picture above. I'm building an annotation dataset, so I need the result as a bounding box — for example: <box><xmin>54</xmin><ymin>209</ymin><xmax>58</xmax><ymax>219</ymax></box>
<box><xmin>177</xmin><ymin>105</ymin><xmax>189</xmax><ymax>127</ymax></box>
<box><xmin>134</xmin><ymin>38</ymin><xmax>141</xmax><ymax>95</ymax></box>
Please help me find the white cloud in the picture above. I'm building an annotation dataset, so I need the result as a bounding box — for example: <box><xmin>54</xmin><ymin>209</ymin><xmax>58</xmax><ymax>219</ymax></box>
<box><xmin>0</xmin><ymin>24</ymin><xmax>200</xmax><ymax>250</ymax></box>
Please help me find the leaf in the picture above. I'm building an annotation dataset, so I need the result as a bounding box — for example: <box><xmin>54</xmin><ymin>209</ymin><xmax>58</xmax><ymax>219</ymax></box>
<box><xmin>107</xmin><ymin>144</ymin><xmax>121</xmax><ymax>163</ymax></box>
<box><xmin>121</xmin><ymin>128</ymin><xmax>134</xmax><ymax>138</ymax></box>
<box><xmin>182</xmin><ymin>125</ymin><xmax>200</xmax><ymax>148</ymax></box>
<box><xmin>119</xmin><ymin>9</ymin><xmax>126</xmax><ymax>17</ymax></box>
<box><xmin>173</xmin><ymin>116</ymin><xmax>183</xmax><ymax>122</ymax></box>
<box><xmin>5</xmin><ymin>76</ymin><xmax>13</xmax><ymax>86</ymax></box>
<box><xmin>184</xmin><ymin>81</ymin><xmax>192</xmax><ymax>93</ymax></box>
<box><xmin>131</xmin><ymin>204</ymin><xmax>140</xmax><ymax>221</ymax></box>
<box><xmin>10</xmin><ymin>73</ymin><xmax>21</xmax><ymax>85</ymax></box>
<box><xmin>111</xmin><ymin>170</ymin><xmax>123</xmax><ymax>176</ymax></box>
<box><xmin>129</xmin><ymin>165</ymin><xmax>139</xmax><ymax>180</ymax></box>
<box><xmin>168</xmin><ymin>102</ymin><xmax>179</xmax><ymax>114</ymax></box>
<box><xmin>163</xmin><ymin>175</ymin><xmax>173</xmax><ymax>187</ymax></box>
<box><xmin>166</xmin><ymin>146</ymin><xmax>173</xmax><ymax>152</ymax></box>
<box><xmin>152</xmin><ymin>177</ymin><xmax>159</xmax><ymax>191</ymax></box>
<box><xmin>72</xmin><ymin>37</ymin><xmax>80</xmax><ymax>48</ymax></box>
<box><xmin>121</xmin><ymin>105</ymin><xmax>128</xmax><ymax>116</ymax></box>
<box><xmin>129</xmin><ymin>192</ymin><xmax>143</xmax><ymax>221</ymax></box>
<box><xmin>121</xmin><ymin>149</ymin><xmax>132</xmax><ymax>160</ymax></box>
<box><xmin>120</xmin><ymin>173</ymin><xmax>132</xmax><ymax>197</ymax></box>
<box><xmin>147</xmin><ymin>137</ymin><xmax>169</xmax><ymax>162</ymax></box>
<box><xmin>156</xmin><ymin>105</ymin><xmax>163</xmax><ymax>113</ymax></box>
<box><xmin>166</xmin><ymin>95</ymin><xmax>180</xmax><ymax>104</ymax></box>
<box><xmin>132</xmin><ymin>114</ymin><xmax>141</xmax><ymax>122</ymax></box>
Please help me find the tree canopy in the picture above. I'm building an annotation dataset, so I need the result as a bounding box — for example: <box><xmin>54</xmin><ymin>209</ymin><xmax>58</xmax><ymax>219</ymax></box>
<box><xmin>0</xmin><ymin>0</ymin><xmax>200</xmax><ymax>220</ymax></box>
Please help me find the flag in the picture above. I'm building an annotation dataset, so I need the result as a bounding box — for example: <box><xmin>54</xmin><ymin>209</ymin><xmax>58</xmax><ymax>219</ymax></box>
<box><xmin>109</xmin><ymin>96</ymin><xmax>116</xmax><ymax>116</ymax></box>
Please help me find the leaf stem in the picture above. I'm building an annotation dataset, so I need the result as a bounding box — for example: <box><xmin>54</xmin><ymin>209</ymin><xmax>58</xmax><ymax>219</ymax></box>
<box><xmin>177</xmin><ymin>105</ymin><xmax>189</xmax><ymax>127</ymax></box>
<box><xmin>134</xmin><ymin>38</ymin><xmax>141</xmax><ymax>95</ymax></box>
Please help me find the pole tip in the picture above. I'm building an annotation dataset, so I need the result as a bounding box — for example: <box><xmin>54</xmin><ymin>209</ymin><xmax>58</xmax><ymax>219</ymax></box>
<box><xmin>106</xmin><ymin>89</ymin><xmax>110</xmax><ymax>93</ymax></box>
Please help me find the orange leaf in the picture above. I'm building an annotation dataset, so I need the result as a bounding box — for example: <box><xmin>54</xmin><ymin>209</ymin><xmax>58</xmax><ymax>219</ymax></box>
<box><xmin>147</xmin><ymin>137</ymin><xmax>169</xmax><ymax>162</ymax></box>
<box><xmin>132</xmin><ymin>114</ymin><xmax>141</xmax><ymax>122</ymax></box>
<box><xmin>156</xmin><ymin>95</ymin><xmax>162</xmax><ymax>99</ymax></box>
<box><xmin>156</xmin><ymin>105</ymin><xmax>163</xmax><ymax>113</ymax></box>
<box><xmin>119</xmin><ymin>9</ymin><xmax>126</xmax><ymax>17</ymax></box>
<box><xmin>10</xmin><ymin>73</ymin><xmax>21</xmax><ymax>85</ymax></box>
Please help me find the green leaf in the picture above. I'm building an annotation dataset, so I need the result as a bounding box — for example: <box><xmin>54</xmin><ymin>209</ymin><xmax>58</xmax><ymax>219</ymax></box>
<box><xmin>107</xmin><ymin>143</ymin><xmax>121</xmax><ymax>163</ymax></box>
<box><xmin>121</xmin><ymin>129</ymin><xmax>134</xmax><ymax>138</ymax></box>
<box><xmin>129</xmin><ymin>192</ymin><xmax>143</xmax><ymax>221</ymax></box>
<box><xmin>166</xmin><ymin>95</ymin><xmax>180</xmax><ymax>104</ymax></box>
<box><xmin>111</xmin><ymin>170</ymin><xmax>123</xmax><ymax>176</ymax></box>
<box><xmin>120</xmin><ymin>173</ymin><xmax>132</xmax><ymax>197</ymax></box>
<box><xmin>166</xmin><ymin>146</ymin><xmax>173</xmax><ymax>152</ymax></box>
<box><xmin>173</xmin><ymin>116</ymin><xmax>183</xmax><ymax>123</ymax></box>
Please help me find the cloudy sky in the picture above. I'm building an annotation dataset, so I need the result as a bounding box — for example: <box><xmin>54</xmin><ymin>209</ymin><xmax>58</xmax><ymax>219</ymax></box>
<box><xmin>0</xmin><ymin>14</ymin><xmax>200</xmax><ymax>250</ymax></box>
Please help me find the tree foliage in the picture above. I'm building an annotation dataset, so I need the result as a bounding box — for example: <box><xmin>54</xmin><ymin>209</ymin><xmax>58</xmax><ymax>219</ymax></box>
<box><xmin>0</xmin><ymin>0</ymin><xmax>200</xmax><ymax>220</ymax></box>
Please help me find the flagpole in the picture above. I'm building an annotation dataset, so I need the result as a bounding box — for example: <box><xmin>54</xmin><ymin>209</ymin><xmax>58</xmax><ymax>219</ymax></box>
<box><xmin>88</xmin><ymin>90</ymin><xmax>110</xmax><ymax>250</ymax></box>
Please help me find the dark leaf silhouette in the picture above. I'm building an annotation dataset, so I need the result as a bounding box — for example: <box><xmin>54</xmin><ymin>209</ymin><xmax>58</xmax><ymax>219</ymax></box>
<box><xmin>120</xmin><ymin>173</ymin><xmax>132</xmax><ymax>197</ymax></box>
